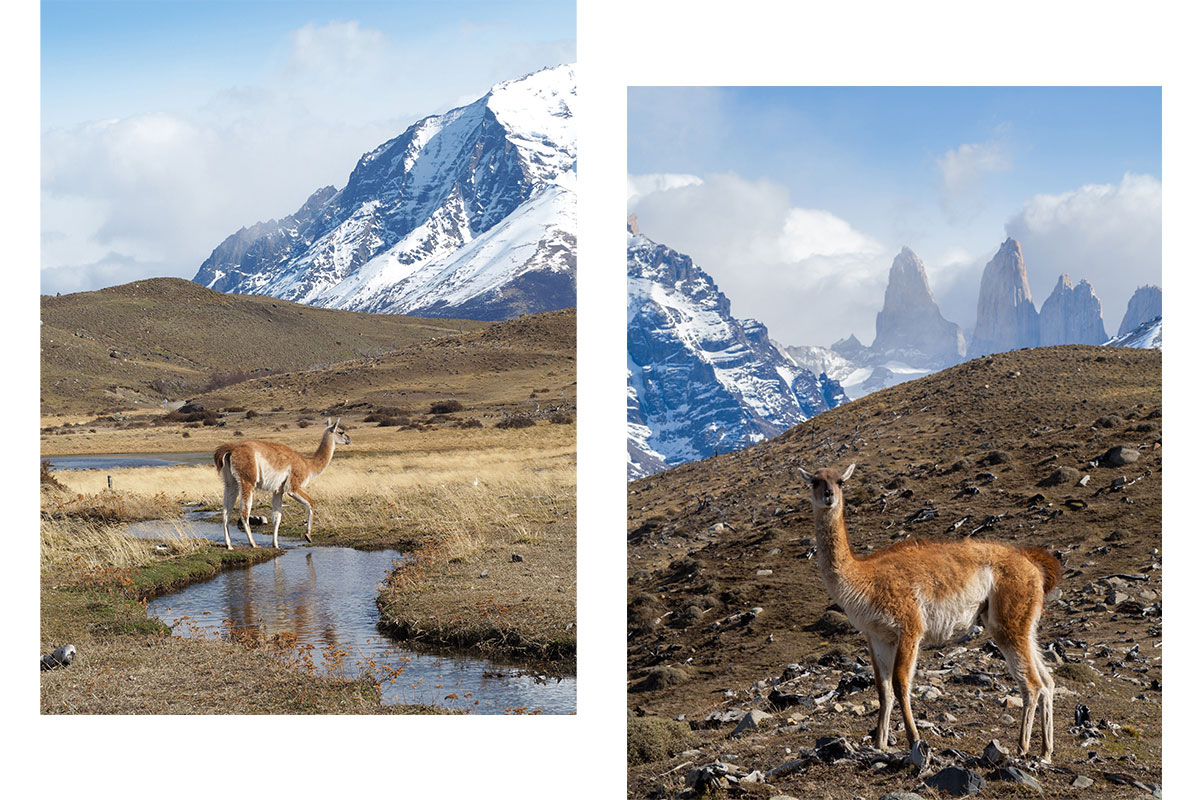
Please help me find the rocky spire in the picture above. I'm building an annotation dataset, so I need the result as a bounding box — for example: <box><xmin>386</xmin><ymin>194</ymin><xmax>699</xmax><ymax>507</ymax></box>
<box><xmin>627</xmin><ymin>213</ymin><xmax>640</xmax><ymax>236</ymax></box>
<box><xmin>1117</xmin><ymin>285</ymin><xmax>1162</xmax><ymax>337</ymax></box>
<box><xmin>969</xmin><ymin>237</ymin><xmax>1040</xmax><ymax>357</ymax></box>
<box><xmin>871</xmin><ymin>247</ymin><xmax>966</xmax><ymax>367</ymax></box>
<box><xmin>1038</xmin><ymin>273</ymin><xmax>1107</xmax><ymax>345</ymax></box>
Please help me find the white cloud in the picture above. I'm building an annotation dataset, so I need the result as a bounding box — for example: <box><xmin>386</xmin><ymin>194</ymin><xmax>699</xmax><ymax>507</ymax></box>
<box><xmin>1005</xmin><ymin>173</ymin><xmax>1162</xmax><ymax>329</ymax></box>
<box><xmin>627</xmin><ymin>173</ymin><xmax>702</xmax><ymax>205</ymax></box>
<box><xmin>41</xmin><ymin>20</ymin><xmax>573</xmax><ymax>296</ymax></box>
<box><xmin>937</xmin><ymin>140</ymin><xmax>1010</xmax><ymax>221</ymax></box>
<box><xmin>628</xmin><ymin>172</ymin><xmax>888</xmax><ymax>346</ymax></box>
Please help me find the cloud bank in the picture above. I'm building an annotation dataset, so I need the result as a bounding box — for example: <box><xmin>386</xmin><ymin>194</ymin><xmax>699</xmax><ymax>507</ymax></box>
<box><xmin>629</xmin><ymin>172</ymin><xmax>889</xmax><ymax>346</ymax></box>
<box><xmin>41</xmin><ymin>20</ymin><xmax>573</xmax><ymax>296</ymax></box>
<box><xmin>1005</xmin><ymin>172</ymin><xmax>1161</xmax><ymax>332</ymax></box>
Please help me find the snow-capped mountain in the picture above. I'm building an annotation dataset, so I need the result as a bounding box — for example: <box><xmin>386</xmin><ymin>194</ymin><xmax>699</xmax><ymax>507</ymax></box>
<box><xmin>194</xmin><ymin>65</ymin><xmax>576</xmax><ymax>320</ymax></box>
<box><xmin>628</xmin><ymin>228</ymin><xmax>845</xmax><ymax>480</ymax></box>
<box><xmin>1106</xmin><ymin>316</ymin><xmax>1162</xmax><ymax>349</ymax></box>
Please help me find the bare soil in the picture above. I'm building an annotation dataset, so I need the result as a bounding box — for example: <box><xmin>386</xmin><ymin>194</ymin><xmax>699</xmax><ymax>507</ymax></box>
<box><xmin>628</xmin><ymin>346</ymin><xmax>1161</xmax><ymax>799</ymax></box>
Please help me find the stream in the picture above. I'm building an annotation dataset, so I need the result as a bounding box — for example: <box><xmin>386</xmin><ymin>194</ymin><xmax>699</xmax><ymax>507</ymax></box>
<box><xmin>56</xmin><ymin>454</ymin><xmax>575</xmax><ymax>714</ymax></box>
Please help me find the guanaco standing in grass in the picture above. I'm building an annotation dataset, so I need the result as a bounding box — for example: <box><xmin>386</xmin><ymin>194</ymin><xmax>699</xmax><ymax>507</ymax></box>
<box><xmin>214</xmin><ymin>418</ymin><xmax>350</xmax><ymax>549</ymax></box>
<box><xmin>798</xmin><ymin>463</ymin><xmax>1061</xmax><ymax>761</ymax></box>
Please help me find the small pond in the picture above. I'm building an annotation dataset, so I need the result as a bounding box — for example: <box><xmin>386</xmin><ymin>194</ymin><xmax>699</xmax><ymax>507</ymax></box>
<box><xmin>43</xmin><ymin>452</ymin><xmax>213</xmax><ymax>471</ymax></box>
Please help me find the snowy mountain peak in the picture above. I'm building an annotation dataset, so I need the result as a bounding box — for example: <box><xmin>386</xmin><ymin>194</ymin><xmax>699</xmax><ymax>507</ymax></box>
<box><xmin>194</xmin><ymin>65</ymin><xmax>576</xmax><ymax>321</ymax></box>
<box><xmin>628</xmin><ymin>230</ymin><xmax>845</xmax><ymax>480</ymax></box>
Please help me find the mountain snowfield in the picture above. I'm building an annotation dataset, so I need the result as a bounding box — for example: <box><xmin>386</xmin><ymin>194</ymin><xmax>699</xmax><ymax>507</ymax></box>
<box><xmin>194</xmin><ymin>65</ymin><xmax>576</xmax><ymax>320</ymax></box>
<box><xmin>627</xmin><ymin>230</ymin><xmax>845</xmax><ymax>480</ymax></box>
<box><xmin>1106</xmin><ymin>316</ymin><xmax>1162</xmax><ymax>349</ymax></box>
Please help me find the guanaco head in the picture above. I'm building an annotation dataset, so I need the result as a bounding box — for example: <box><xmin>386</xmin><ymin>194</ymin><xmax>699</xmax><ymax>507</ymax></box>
<box><xmin>326</xmin><ymin>417</ymin><xmax>351</xmax><ymax>445</ymax></box>
<box><xmin>798</xmin><ymin>463</ymin><xmax>855</xmax><ymax>510</ymax></box>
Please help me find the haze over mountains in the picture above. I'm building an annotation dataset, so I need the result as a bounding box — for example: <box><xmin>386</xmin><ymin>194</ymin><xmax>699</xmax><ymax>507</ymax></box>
<box><xmin>193</xmin><ymin>65</ymin><xmax>576</xmax><ymax>321</ymax></box>
<box><xmin>786</xmin><ymin>236</ymin><xmax>1161</xmax><ymax>399</ymax></box>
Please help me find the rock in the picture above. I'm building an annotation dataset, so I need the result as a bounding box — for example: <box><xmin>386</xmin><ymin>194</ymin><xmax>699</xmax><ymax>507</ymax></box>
<box><xmin>909</xmin><ymin>739</ymin><xmax>931</xmax><ymax>770</ymax></box>
<box><xmin>1039</xmin><ymin>273</ymin><xmax>1107</xmax><ymax>345</ymax></box>
<box><xmin>924</xmin><ymin>766</ymin><xmax>986</xmax><ymax>797</ymax></box>
<box><xmin>1101</xmin><ymin>446</ymin><xmax>1140</xmax><ymax>467</ymax></box>
<box><xmin>1071</xmin><ymin>775</ymin><xmax>1095</xmax><ymax>788</ymax></box>
<box><xmin>814</xmin><ymin>736</ymin><xmax>857</xmax><ymax>762</ymax></box>
<box><xmin>982</xmin><ymin>739</ymin><xmax>1008</xmax><ymax>767</ymax></box>
<box><xmin>991</xmin><ymin>766</ymin><xmax>1042</xmax><ymax>792</ymax></box>
<box><xmin>1117</xmin><ymin>285</ymin><xmax>1162</xmax><ymax>337</ymax></box>
<box><xmin>979</xmin><ymin>450</ymin><xmax>1011</xmax><ymax>466</ymax></box>
<box><xmin>40</xmin><ymin>644</ymin><xmax>76</xmax><ymax>670</ymax></box>
<box><xmin>756</xmin><ymin>569</ymin><xmax>774</xmax><ymax>576</ymax></box>
<box><xmin>871</xmin><ymin>247</ymin><xmax>967</xmax><ymax>367</ymax></box>
<box><xmin>478</xmin><ymin>569</ymin><xmax>489</xmax><ymax>578</ymax></box>
<box><xmin>730</xmin><ymin>709</ymin><xmax>773</xmax><ymax>737</ymax></box>
<box><xmin>511</xmin><ymin>553</ymin><xmax>525</xmax><ymax>562</ymax></box>
<box><xmin>1038</xmin><ymin>466</ymin><xmax>1080</xmax><ymax>487</ymax></box>
<box><xmin>811</xmin><ymin>609</ymin><xmax>856</xmax><ymax>636</ymax></box>
<box><xmin>1106</xmin><ymin>589</ymin><xmax>1130</xmax><ymax>606</ymax></box>
<box><xmin>970</xmin><ymin>238</ymin><xmax>1040</xmax><ymax>357</ymax></box>
<box><xmin>880</xmin><ymin>794</ymin><xmax>928</xmax><ymax>800</ymax></box>
<box><xmin>768</xmin><ymin>688</ymin><xmax>811</xmax><ymax>710</ymax></box>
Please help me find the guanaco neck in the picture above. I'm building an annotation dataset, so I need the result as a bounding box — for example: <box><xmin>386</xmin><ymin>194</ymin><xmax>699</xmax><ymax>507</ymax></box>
<box><xmin>813</xmin><ymin>503</ymin><xmax>857</xmax><ymax>582</ymax></box>
<box><xmin>305</xmin><ymin>430</ymin><xmax>337</xmax><ymax>478</ymax></box>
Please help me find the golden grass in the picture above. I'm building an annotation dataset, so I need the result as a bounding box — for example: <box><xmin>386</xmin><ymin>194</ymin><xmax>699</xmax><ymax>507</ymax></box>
<box><xmin>45</xmin><ymin>424</ymin><xmax>576</xmax><ymax>552</ymax></box>
<box><xmin>40</xmin><ymin>516</ymin><xmax>207</xmax><ymax>574</ymax></box>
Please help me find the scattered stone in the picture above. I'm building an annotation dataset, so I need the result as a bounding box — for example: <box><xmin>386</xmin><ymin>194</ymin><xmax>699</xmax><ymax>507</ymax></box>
<box><xmin>768</xmin><ymin>688</ymin><xmax>811</xmax><ymax>710</ymax></box>
<box><xmin>980</xmin><ymin>450</ymin><xmax>1011</xmax><ymax>466</ymax></box>
<box><xmin>811</xmin><ymin>609</ymin><xmax>856</xmax><ymax>636</ymax></box>
<box><xmin>924</xmin><ymin>765</ymin><xmax>985</xmax><ymax>796</ymax></box>
<box><xmin>1077</xmin><ymin>474</ymin><xmax>1091</xmax><ymax>487</ymax></box>
<box><xmin>1071</xmin><ymin>775</ymin><xmax>1095</xmax><ymax>788</ymax></box>
<box><xmin>909</xmin><ymin>739</ymin><xmax>931</xmax><ymax>770</ymax></box>
<box><xmin>991</xmin><ymin>765</ymin><xmax>1042</xmax><ymax>792</ymax></box>
<box><xmin>1101</xmin><ymin>446</ymin><xmax>1140</xmax><ymax>467</ymax></box>
<box><xmin>814</xmin><ymin>736</ymin><xmax>857</xmax><ymax>762</ymax></box>
<box><xmin>730</xmin><ymin>709</ymin><xmax>772</xmax><ymax>737</ymax></box>
<box><xmin>982</xmin><ymin>739</ymin><xmax>1008</xmax><ymax>767</ymax></box>
<box><xmin>41</xmin><ymin>644</ymin><xmax>76</xmax><ymax>671</ymax></box>
<box><xmin>756</xmin><ymin>569</ymin><xmax>774</xmax><ymax>576</ymax></box>
<box><xmin>478</xmin><ymin>569</ymin><xmax>489</xmax><ymax>578</ymax></box>
<box><xmin>510</xmin><ymin>553</ymin><xmax>525</xmax><ymax>562</ymax></box>
<box><xmin>880</xmin><ymin>794</ymin><xmax>927</xmax><ymax>800</ymax></box>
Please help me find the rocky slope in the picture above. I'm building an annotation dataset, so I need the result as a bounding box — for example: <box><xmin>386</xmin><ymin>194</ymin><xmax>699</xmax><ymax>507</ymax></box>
<box><xmin>1118</xmin><ymin>286</ymin><xmax>1163</xmax><ymax>338</ymax></box>
<box><xmin>194</xmin><ymin>65</ymin><xmax>576</xmax><ymax>321</ymax></box>
<box><xmin>1039</xmin><ymin>274</ymin><xmax>1108</xmax><ymax>346</ymax></box>
<box><xmin>628</xmin><ymin>231</ymin><xmax>845</xmax><ymax>480</ymax></box>
<box><xmin>969</xmin><ymin>237</ymin><xmax>1041</xmax><ymax>357</ymax></box>
<box><xmin>627</xmin><ymin>345</ymin><xmax>1161</xmax><ymax>799</ymax></box>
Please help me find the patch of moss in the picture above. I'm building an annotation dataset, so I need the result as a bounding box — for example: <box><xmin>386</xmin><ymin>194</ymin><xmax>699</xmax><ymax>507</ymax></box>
<box><xmin>130</xmin><ymin>545</ymin><xmax>281</xmax><ymax>599</ymax></box>
<box><xmin>1056</xmin><ymin>662</ymin><xmax>1097</xmax><ymax>683</ymax></box>
<box><xmin>628</xmin><ymin>714</ymin><xmax>697</xmax><ymax>766</ymax></box>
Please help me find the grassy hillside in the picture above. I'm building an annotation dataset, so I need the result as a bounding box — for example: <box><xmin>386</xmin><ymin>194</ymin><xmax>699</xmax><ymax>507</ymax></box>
<box><xmin>40</xmin><ymin>277</ymin><xmax>488</xmax><ymax>414</ymax></box>
<box><xmin>628</xmin><ymin>346</ymin><xmax>1161</xmax><ymax>798</ymax></box>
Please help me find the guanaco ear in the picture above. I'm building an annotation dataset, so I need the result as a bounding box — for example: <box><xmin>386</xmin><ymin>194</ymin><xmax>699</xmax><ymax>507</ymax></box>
<box><xmin>840</xmin><ymin>463</ymin><xmax>856</xmax><ymax>482</ymax></box>
<box><xmin>334</xmin><ymin>417</ymin><xmax>342</xmax><ymax>429</ymax></box>
<box><xmin>326</xmin><ymin>417</ymin><xmax>333</xmax><ymax>429</ymax></box>
<box><xmin>798</xmin><ymin>465</ymin><xmax>815</xmax><ymax>484</ymax></box>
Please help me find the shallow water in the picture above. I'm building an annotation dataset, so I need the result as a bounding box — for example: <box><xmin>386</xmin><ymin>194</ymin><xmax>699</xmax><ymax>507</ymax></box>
<box><xmin>44</xmin><ymin>452</ymin><xmax>213</xmax><ymax>471</ymax></box>
<box><xmin>129</xmin><ymin>514</ymin><xmax>576</xmax><ymax>714</ymax></box>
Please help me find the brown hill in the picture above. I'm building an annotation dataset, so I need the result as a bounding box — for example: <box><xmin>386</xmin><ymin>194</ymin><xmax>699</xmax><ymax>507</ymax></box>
<box><xmin>40</xmin><ymin>278</ymin><xmax>488</xmax><ymax>414</ymax></box>
<box><xmin>628</xmin><ymin>346</ymin><xmax>1161</xmax><ymax>798</ymax></box>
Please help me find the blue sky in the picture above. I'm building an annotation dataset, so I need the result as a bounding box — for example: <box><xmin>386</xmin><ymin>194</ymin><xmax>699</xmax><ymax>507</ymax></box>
<box><xmin>41</xmin><ymin>0</ymin><xmax>574</xmax><ymax>295</ymax></box>
<box><xmin>628</xmin><ymin>86</ymin><xmax>1162</xmax><ymax>346</ymax></box>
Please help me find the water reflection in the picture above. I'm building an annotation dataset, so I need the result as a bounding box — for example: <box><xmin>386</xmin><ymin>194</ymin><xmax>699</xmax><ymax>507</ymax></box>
<box><xmin>134</xmin><ymin>515</ymin><xmax>575</xmax><ymax>714</ymax></box>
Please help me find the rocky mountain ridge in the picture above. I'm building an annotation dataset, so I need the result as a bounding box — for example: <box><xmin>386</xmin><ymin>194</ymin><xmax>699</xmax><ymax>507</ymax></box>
<box><xmin>627</xmin><ymin>230</ymin><xmax>845</xmax><ymax>479</ymax></box>
<box><xmin>194</xmin><ymin>65</ymin><xmax>576</xmax><ymax>321</ymax></box>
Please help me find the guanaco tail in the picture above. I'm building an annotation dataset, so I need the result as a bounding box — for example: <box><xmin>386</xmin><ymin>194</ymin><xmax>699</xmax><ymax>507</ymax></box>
<box><xmin>798</xmin><ymin>463</ymin><xmax>1062</xmax><ymax>761</ymax></box>
<box><xmin>213</xmin><ymin>417</ymin><xmax>350</xmax><ymax>549</ymax></box>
